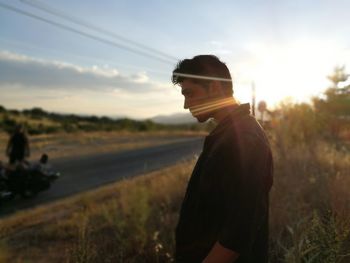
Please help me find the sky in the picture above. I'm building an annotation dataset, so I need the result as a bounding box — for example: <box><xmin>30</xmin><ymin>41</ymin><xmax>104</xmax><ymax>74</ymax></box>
<box><xmin>1</xmin><ymin>0</ymin><xmax>350</xmax><ymax>119</ymax></box>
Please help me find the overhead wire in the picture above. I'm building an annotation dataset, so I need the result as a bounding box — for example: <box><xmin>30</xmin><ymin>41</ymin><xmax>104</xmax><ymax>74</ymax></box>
<box><xmin>20</xmin><ymin>0</ymin><xmax>178</xmax><ymax>62</ymax></box>
<box><xmin>0</xmin><ymin>36</ymin><xmax>171</xmax><ymax>77</ymax></box>
<box><xmin>1</xmin><ymin>2</ymin><xmax>236</xmax><ymax>83</ymax></box>
<box><xmin>0</xmin><ymin>2</ymin><xmax>175</xmax><ymax>65</ymax></box>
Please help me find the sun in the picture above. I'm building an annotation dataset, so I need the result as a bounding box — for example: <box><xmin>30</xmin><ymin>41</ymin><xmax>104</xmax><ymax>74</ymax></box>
<box><xmin>232</xmin><ymin>40</ymin><xmax>344</xmax><ymax>108</ymax></box>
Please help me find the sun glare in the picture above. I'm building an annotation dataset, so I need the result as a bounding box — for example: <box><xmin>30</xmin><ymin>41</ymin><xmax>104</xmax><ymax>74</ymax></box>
<box><xmin>233</xmin><ymin>40</ymin><xmax>346</xmax><ymax>108</ymax></box>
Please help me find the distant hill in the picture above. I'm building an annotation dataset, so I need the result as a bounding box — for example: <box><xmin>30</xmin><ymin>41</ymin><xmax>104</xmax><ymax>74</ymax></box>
<box><xmin>0</xmin><ymin>105</ymin><xmax>204</xmax><ymax>134</ymax></box>
<box><xmin>151</xmin><ymin>113</ymin><xmax>196</xmax><ymax>124</ymax></box>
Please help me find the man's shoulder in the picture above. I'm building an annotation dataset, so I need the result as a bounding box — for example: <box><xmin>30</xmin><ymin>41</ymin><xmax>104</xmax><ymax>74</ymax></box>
<box><xmin>234</xmin><ymin>114</ymin><xmax>261</xmax><ymax>131</ymax></box>
<box><xmin>225</xmin><ymin>113</ymin><xmax>264</xmax><ymax>137</ymax></box>
<box><xmin>220</xmin><ymin>114</ymin><xmax>271</xmax><ymax>153</ymax></box>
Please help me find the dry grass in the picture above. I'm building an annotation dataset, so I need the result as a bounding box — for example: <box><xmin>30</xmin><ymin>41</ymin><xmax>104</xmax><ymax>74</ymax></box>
<box><xmin>0</xmin><ymin>159</ymin><xmax>195</xmax><ymax>263</ymax></box>
<box><xmin>269</xmin><ymin>135</ymin><xmax>350</xmax><ymax>262</ymax></box>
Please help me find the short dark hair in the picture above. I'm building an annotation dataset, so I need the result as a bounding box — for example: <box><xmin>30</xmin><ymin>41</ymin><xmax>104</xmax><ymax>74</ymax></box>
<box><xmin>172</xmin><ymin>55</ymin><xmax>233</xmax><ymax>95</ymax></box>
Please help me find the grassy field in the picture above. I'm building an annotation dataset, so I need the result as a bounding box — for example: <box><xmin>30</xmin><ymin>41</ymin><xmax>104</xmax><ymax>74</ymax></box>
<box><xmin>269</xmin><ymin>140</ymin><xmax>350</xmax><ymax>262</ymax></box>
<box><xmin>0</xmin><ymin>130</ymin><xmax>349</xmax><ymax>262</ymax></box>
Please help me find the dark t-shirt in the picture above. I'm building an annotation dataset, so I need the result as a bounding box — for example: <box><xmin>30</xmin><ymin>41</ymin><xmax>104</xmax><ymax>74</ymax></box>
<box><xmin>175</xmin><ymin>103</ymin><xmax>273</xmax><ymax>263</ymax></box>
<box><xmin>8</xmin><ymin>133</ymin><xmax>29</xmax><ymax>161</ymax></box>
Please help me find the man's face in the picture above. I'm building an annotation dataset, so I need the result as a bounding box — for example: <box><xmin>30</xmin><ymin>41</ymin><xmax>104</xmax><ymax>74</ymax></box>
<box><xmin>181</xmin><ymin>79</ymin><xmax>213</xmax><ymax>122</ymax></box>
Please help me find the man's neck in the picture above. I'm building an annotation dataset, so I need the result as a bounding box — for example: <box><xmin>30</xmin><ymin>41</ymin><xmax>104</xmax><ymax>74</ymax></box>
<box><xmin>211</xmin><ymin>97</ymin><xmax>238</xmax><ymax>123</ymax></box>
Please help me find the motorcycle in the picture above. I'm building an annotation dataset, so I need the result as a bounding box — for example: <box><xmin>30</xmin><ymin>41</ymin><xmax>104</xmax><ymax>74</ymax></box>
<box><xmin>0</xmin><ymin>154</ymin><xmax>60</xmax><ymax>200</ymax></box>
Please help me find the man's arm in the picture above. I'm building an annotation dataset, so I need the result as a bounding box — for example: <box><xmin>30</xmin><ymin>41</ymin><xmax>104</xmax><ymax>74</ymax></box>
<box><xmin>202</xmin><ymin>242</ymin><xmax>239</xmax><ymax>263</ymax></box>
<box><xmin>206</xmin><ymin>132</ymin><xmax>271</xmax><ymax>260</ymax></box>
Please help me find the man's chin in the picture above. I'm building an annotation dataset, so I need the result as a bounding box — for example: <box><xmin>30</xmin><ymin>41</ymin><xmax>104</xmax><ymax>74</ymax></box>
<box><xmin>193</xmin><ymin>114</ymin><xmax>209</xmax><ymax>123</ymax></box>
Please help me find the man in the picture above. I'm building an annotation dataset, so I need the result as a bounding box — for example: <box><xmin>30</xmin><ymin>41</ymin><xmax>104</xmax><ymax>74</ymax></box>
<box><xmin>6</xmin><ymin>124</ymin><xmax>30</xmax><ymax>164</ymax></box>
<box><xmin>172</xmin><ymin>55</ymin><xmax>273</xmax><ymax>263</ymax></box>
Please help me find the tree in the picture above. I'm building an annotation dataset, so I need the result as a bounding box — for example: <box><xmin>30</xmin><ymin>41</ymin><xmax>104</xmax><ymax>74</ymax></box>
<box><xmin>29</xmin><ymin>107</ymin><xmax>48</xmax><ymax>119</ymax></box>
<box><xmin>0</xmin><ymin>105</ymin><xmax>6</xmax><ymax>113</ymax></box>
<box><xmin>313</xmin><ymin>66</ymin><xmax>350</xmax><ymax>138</ymax></box>
<box><xmin>327</xmin><ymin>65</ymin><xmax>349</xmax><ymax>89</ymax></box>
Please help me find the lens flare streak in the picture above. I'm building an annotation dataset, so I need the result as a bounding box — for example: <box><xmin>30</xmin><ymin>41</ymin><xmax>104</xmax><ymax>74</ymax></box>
<box><xmin>173</xmin><ymin>72</ymin><xmax>232</xmax><ymax>82</ymax></box>
<box><xmin>190</xmin><ymin>97</ymin><xmax>236</xmax><ymax>116</ymax></box>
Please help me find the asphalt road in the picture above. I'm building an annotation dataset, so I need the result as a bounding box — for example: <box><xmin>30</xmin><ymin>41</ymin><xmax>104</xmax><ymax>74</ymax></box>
<box><xmin>0</xmin><ymin>137</ymin><xmax>203</xmax><ymax>217</ymax></box>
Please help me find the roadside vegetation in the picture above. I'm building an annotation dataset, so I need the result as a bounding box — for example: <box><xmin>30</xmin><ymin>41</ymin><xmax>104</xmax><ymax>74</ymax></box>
<box><xmin>0</xmin><ymin>66</ymin><xmax>349</xmax><ymax>262</ymax></box>
<box><xmin>0</xmin><ymin>101</ymin><xmax>209</xmax><ymax>161</ymax></box>
<box><xmin>0</xmin><ymin>134</ymin><xmax>348</xmax><ymax>262</ymax></box>
<box><xmin>0</xmin><ymin>105</ymin><xmax>206</xmax><ymax>135</ymax></box>
<box><xmin>0</xmin><ymin>160</ymin><xmax>195</xmax><ymax>262</ymax></box>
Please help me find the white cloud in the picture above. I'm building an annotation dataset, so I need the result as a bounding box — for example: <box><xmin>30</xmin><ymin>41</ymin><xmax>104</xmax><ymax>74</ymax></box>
<box><xmin>0</xmin><ymin>51</ymin><xmax>160</xmax><ymax>93</ymax></box>
<box><xmin>0</xmin><ymin>51</ymin><xmax>183</xmax><ymax>118</ymax></box>
<box><xmin>131</xmin><ymin>71</ymin><xmax>149</xmax><ymax>83</ymax></box>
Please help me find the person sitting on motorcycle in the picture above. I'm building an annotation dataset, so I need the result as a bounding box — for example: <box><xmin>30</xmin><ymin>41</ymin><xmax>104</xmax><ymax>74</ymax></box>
<box><xmin>30</xmin><ymin>154</ymin><xmax>51</xmax><ymax>174</ymax></box>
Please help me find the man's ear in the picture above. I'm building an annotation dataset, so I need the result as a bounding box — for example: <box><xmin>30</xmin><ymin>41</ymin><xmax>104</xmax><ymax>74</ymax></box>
<box><xmin>208</xmin><ymin>81</ymin><xmax>223</xmax><ymax>96</ymax></box>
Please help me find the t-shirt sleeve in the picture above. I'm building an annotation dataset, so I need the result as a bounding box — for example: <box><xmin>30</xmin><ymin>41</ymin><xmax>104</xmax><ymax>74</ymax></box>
<box><xmin>217</xmin><ymin>132</ymin><xmax>272</xmax><ymax>254</ymax></box>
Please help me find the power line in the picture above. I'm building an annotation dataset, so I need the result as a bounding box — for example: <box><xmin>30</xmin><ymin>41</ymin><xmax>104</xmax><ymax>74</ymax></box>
<box><xmin>20</xmin><ymin>0</ymin><xmax>178</xmax><ymax>62</ymax></box>
<box><xmin>0</xmin><ymin>36</ymin><xmax>171</xmax><ymax>76</ymax></box>
<box><xmin>0</xmin><ymin>2</ymin><xmax>175</xmax><ymax>65</ymax></box>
